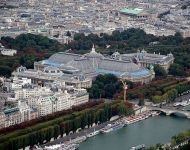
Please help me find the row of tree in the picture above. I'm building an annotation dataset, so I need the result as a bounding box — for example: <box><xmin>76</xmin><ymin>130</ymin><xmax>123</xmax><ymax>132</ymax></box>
<box><xmin>171</xmin><ymin>129</ymin><xmax>190</xmax><ymax>145</ymax></box>
<box><xmin>64</xmin><ymin>28</ymin><xmax>158</xmax><ymax>52</ymax></box>
<box><xmin>88</xmin><ymin>74</ymin><xmax>190</xmax><ymax>103</ymax></box>
<box><xmin>64</xmin><ymin>29</ymin><xmax>190</xmax><ymax>77</ymax></box>
<box><xmin>0</xmin><ymin>100</ymin><xmax>104</xmax><ymax>135</ymax></box>
<box><xmin>151</xmin><ymin>80</ymin><xmax>190</xmax><ymax>104</ymax></box>
<box><xmin>1</xmin><ymin>34</ymin><xmax>61</xmax><ymax>52</ymax></box>
<box><xmin>0</xmin><ymin>34</ymin><xmax>65</xmax><ymax>76</ymax></box>
<box><xmin>127</xmin><ymin>78</ymin><xmax>190</xmax><ymax>103</ymax></box>
<box><xmin>0</xmin><ymin>101</ymin><xmax>134</xmax><ymax>150</ymax></box>
<box><xmin>151</xmin><ymin>88</ymin><xmax>178</xmax><ymax>104</ymax></box>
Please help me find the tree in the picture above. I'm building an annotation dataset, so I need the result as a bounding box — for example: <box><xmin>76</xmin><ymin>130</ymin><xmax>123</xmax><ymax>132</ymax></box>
<box><xmin>0</xmin><ymin>66</ymin><xmax>12</xmax><ymax>77</ymax></box>
<box><xmin>138</xmin><ymin>99</ymin><xmax>145</xmax><ymax>106</ymax></box>
<box><xmin>152</xmin><ymin>95</ymin><xmax>163</xmax><ymax>103</ymax></box>
<box><xmin>53</xmin><ymin>125</ymin><xmax>60</xmax><ymax>139</ymax></box>
<box><xmin>154</xmin><ymin>65</ymin><xmax>167</xmax><ymax>77</ymax></box>
<box><xmin>167</xmin><ymin>89</ymin><xmax>178</xmax><ymax>102</ymax></box>
<box><xmin>88</xmin><ymin>74</ymin><xmax>122</xmax><ymax>99</ymax></box>
<box><xmin>169</xmin><ymin>63</ymin><xmax>184</xmax><ymax>76</ymax></box>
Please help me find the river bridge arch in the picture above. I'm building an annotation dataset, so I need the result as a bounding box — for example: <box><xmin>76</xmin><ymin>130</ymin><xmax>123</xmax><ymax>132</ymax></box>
<box><xmin>148</xmin><ymin>107</ymin><xmax>190</xmax><ymax>119</ymax></box>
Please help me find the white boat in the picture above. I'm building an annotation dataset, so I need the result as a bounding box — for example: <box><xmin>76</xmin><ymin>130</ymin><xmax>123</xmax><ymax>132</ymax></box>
<box><xmin>181</xmin><ymin>100</ymin><xmax>190</xmax><ymax>107</ymax></box>
<box><xmin>151</xmin><ymin>111</ymin><xmax>160</xmax><ymax>117</ymax></box>
<box><xmin>100</xmin><ymin>124</ymin><xmax>113</xmax><ymax>133</ymax></box>
<box><xmin>123</xmin><ymin>114</ymin><xmax>150</xmax><ymax>125</ymax></box>
<box><xmin>101</xmin><ymin>122</ymin><xmax>124</xmax><ymax>134</ymax></box>
<box><xmin>130</xmin><ymin>144</ymin><xmax>146</xmax><ymax>150</ymax></box>
<box><xmin>173</xmin><ymin>102</ymin><xmax>180</xmax><ymax>107</ymax></box>
<box><xmin>87</xmin><ymin>129</ymin><xmax>100</xmax><ymax>138</ymax></box>
<box><xmin>111</xmin><ymin>122</ymin><xmax>124</xmax><ymax>131</ymax></box>
<box><xmin>69</xmin><ymin>136</ymin><xmax>87</xmax><ymax>144</ymax></box>
<box><xmin>41</xmin><ymin>143</ymin><xmax>79</xmax><ymax>150</ymax></box>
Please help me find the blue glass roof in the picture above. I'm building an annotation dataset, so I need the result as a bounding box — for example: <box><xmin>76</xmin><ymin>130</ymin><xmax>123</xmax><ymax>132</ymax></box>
<box><xmin>43</xmin><ymin>60</ymin><xmax>62</xmax><ymax>67</ymax></box>
<box><xmin>129</xmin><ymin>69</ymin><xmax>149</xmax><ymax>76</ymax></box>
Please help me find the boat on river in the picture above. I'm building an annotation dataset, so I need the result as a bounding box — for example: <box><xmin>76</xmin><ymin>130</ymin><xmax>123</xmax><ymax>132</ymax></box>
<box><xmin>37</xmin><ymin>143</ymin><xmax>79</xmax><ymax>150</ymax></box>
<box><xmin>181</xmin><ymin>100</ymin><xmax>190</xmax><ymax>107</ymax></box>
<box><xmin>123</xmin><ymin>113</ymin><xmax>150</xmax><ymax>125</ymax></box>
<box><xmin>151</xmin><ymin>111</ymin><xmax>161</xmax><ymax>117</ymax></box>
<box><xmin>69</xmin><ymin>136</ymin><xmax>87</xmax><ymax>144</ymax></box>
<box><xmin>174</xmin><ymin>100</ymin><xmax>190</xmax><ymax>107</ymax></box>
<box><xmin>130</xmin><ymin>144</ymin><xmax>146</xmax><ymax>150</ymax></box>
<box><xmin>86</xmin><ymin>129</ymin><xmax>100</xmax><ymax>138</ymax></box>
<box><xmin>101</xmin><ymin>121</ymin><xmax>124</xmax><ymax>133</ymax></box>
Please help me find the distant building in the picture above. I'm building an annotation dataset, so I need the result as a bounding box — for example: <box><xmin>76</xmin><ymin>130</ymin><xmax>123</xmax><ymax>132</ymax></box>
<box><xmin>12</xmin><ymin>66</ymin><xmax>92</xmax><ymax>88</ymax></box>
<box><xmin>114</xmin><ymin>50</ymin><xmax>174</xmax><ymax>71</ymax></box>
<box><xmin>0</xmin><ymin>78</ymin><xmax>89</xmax><ymax>129</ymax></box>
<box><xmin>28</xmin><ymin>92</ymin><xmax>70</xmax><ymax>116</ymax></box>
<box><xmin>0</xmin><ymin>0</ymin><xmax>6</xmax><ymax>6</ymax></box>
<box><xmin>30</xmin><ymin>108</ymin><xmax>38</xmax><ymax>120</ymax></box>
<box><xmin>11</xmin><ymin>77</ymin><xmax>32</xmax><ymax>90</ymax></box>
<box><xmin>0</xmin><ymin>48</ymin><xmax>17</xmax><ymax>56</ymax></box>
<box><xmin>180</xmin><ymin>29</ymin><xmax>190</xmax><ymax>38</ymax></box>
<box><xmin>120</xmin><ymin>7</ymin><xmax>149</xmax><ymax>20</ymax></box>
<box><xmin>27</xmin><ymin>87</ymin><xmax>89</xmax><ymax>116</ymax></box>
<box><xmin>4</xmin><ymin>107</ymin><xmax>21</xmax><ymax>127</ymax></box>
<box><xmin>0</xmin><ymin>101</ymin><xmax>36</xmax><ymax>129</ymax></box>
<box><xmin>69</xmin><ymin>88</ymin><xmax>89</xmax><ymax>106</ymax></box>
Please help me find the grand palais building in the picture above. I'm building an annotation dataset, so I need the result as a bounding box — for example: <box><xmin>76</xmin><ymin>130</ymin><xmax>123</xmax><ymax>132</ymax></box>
<box><xmin>30</xmin><ymin>45</ymin><xmax>173</xmax><ymax>84</ymax></box>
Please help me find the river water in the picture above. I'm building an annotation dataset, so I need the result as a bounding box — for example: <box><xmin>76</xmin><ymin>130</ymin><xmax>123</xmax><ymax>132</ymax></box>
<box><xmin>184</xmin><ymin>105</ymin><xmax>190</xmax><ymax>111</ymax></box>
<box><xmin>79</xmin><ymin>116</ymin><xmax>190</xmax><ymax>150</ymax></box>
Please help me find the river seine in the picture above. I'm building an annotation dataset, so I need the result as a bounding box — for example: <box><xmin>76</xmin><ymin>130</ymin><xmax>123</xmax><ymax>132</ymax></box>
<box><xmin>79</xmin><ymin>115</ymin><xmax>190</xmax><ymax>150</ymax></box>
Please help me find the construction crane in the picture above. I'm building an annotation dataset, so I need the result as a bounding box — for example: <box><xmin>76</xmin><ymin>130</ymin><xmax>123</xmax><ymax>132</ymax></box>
<box><xmin>121</xmin><ymin>79</ymin><xmax>128</xmax><ymax>102</ymax></box>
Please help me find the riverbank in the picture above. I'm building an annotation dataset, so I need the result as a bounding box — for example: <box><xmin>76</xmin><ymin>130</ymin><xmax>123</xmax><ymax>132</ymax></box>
<box><xmin>43</xmin><ymin>119</ymin><xmax>117</xmax><ymax>147</ymax></box>
<box><xmin>40</xmin><ymin>111</ymin><xmax>190</xmax><ymax>150</ymax></box>
<box><xmin>41</xmin><ymin>111</ymin><xmax>154</xmax><ymax>149</ymax></box>
<box><xmin>0</xmin><ymin>100</ymin><xmax>133</xmax><ymax>150</ymax></box>
<box><xmin>80</xmin><ymin>116</ymin><xmax>190</xmax><ymax>150</ymax></box>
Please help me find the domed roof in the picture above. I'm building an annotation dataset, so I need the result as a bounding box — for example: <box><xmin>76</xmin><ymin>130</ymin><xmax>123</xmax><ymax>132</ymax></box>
<box><xmin>84</xmin><ymin>45</ymin><xmax>104</xmax><ymax>58</ymax></box>
<box><xmin>66</xmin><ymin>58</ymin><xmax>94</xmax><ymax>74</ymax></box>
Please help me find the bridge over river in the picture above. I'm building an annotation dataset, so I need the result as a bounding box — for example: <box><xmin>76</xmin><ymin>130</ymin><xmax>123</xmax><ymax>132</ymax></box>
<box><xmin>147</xmin><ymin>106</ymin><xmax>190</xmax><ymax>119</ymax></box>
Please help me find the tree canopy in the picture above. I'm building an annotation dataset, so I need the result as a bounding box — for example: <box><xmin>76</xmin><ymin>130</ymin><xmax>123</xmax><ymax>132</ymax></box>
<box><xmin>154</xmin><ymin>65</ymin><xmax>167</xmax><ymax>78</ymax></box>
<box><xmin>88</xmin><ymin>74</ymin><xmax>123</xmax><ymax>99</ymax></box>
<box><xmin>1</xmin><ymin>28</ymin><xmax>190</xmax><ymax>77</ymax></box>
<box><xmin>0</xmin><ymin>33</ymin><xmax>64</xmax><ymax>76</ymax></box>
<box><xmin>0</xmin><ymin>100</ymin><xmax>133</xmax><ymax>150</ymax></box>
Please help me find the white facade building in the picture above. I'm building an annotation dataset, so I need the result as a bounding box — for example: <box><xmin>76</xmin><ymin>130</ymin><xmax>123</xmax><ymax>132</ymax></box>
<box><xmin>0</xmin><ymin>48</ymin><xmax>17</xmax><ymax>56</ymax></box>
<box><xmin>69</xmin><ymin>89</ymin><xmax>89</xmax><ymax>106</ymax></box>
<box><xmin>7</xmin><ymin>86</ymin><xmax>53</xmax><ymax>102</ymax></box>
<box><xmin>27</xmin><ymin>88</ymin><xmax>89</xmax><ymax>116</ymax></box>
<box><xmin>2</xmin><ymin>101</ymin><xmax>33</xmax><ymax>128</ymax></box>
<box><xmin>28</xmin><ymin>91</ymin><xmax>70</xmax><ymax>116</ymax></box>
<box><xmin>1</xmin><ymin>76</ymin><xmax>89</xmax><ymax>127</ymax></box>
<box><xmin>11</xmin><ymin>77</ymin><xmax>32</xmax><ymax>90</ymax></box>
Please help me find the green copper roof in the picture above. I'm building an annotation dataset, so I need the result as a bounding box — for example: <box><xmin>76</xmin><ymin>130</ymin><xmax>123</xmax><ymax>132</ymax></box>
<box><xmin>120</xmin><ymin>8</ymin><xmax>143</xmax><ymax>15</ymax></box>
<box><xmin>49</xmin><ymin>96</ymin><xmax>57</xmax><ymax>102</ymax></box>
<box><xmin>4</xmin><ymin>107</ymin><xmax>19</xmax><ymax>114</ymax></box>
